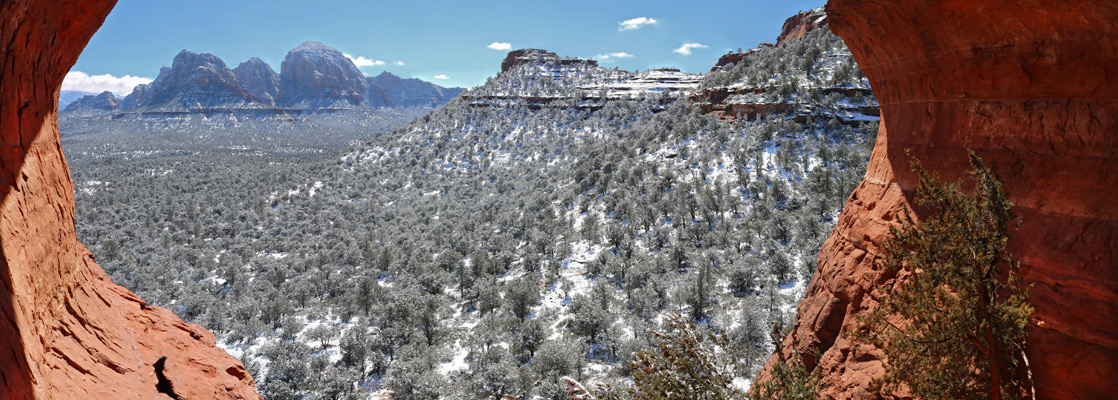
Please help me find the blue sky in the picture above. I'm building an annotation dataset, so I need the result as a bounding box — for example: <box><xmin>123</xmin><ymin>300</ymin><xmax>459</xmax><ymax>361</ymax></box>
<box><xmin>66</xmin><ymin>0</ymin><xmax>824</xmax><ymax>93</ymax></box>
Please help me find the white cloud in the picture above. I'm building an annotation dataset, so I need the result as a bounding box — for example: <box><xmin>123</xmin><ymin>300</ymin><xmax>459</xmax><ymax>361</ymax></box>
<box><xmin>62</xmin><ymin>71</ymin><xmax>152</xmax><ymax>96</ymax></box>
<box><xmin>487</xmin><ymin>42</ymin><xmax>512</xmax><ymax>50</ymax></box>
<box><xmin>433</xmin><ymin>74</ymin><xmax>450</xmax><ymax>80</ymax></box>
<box><xmin>595</xmin><ymin>52</ymin><xmax>634</xmax><ymax>60</ymax></box>
<box><xmin>673</xmin><ymin>43</ymin><xmax>708</xmax><ymax>56</ymax></box>
<box><xmin>395</xmin><ymin>61</ymin><xmax>406</xmax><ymax>66</ymax></box>
<box><xmin>619</xmin><ymin>17</ymin><xmax>657</xmax><ymax>31</ymax></box>
<box><xmin>344</xmin><ymin>53</ymin><xmax>386</xmax><ymax>67</ymax></box>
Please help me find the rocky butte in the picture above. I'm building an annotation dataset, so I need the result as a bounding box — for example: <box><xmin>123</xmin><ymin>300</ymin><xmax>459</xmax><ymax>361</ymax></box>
<box><xmin>280</xmin><ymin>40</ymin><xmax>371</xmax><ymax>108</ymax></box>
<box><xmin>756</xmin><ymin>0</ymin><xmax>1117</xmax><ymax>399</ymax></box>
<box><xmin>65</xmin><ymin>41</ymin><xmax>463</xmax><ymax>118</ymax></box>
<box><xmin>499</xmin><ymin>48</ymin><xmax>599</xmax><ymax>73</ymax></box>
<box><xmin>0</xmin><ymin>0</ymin><xmax>261</xmax><ymax>398</ymax></box>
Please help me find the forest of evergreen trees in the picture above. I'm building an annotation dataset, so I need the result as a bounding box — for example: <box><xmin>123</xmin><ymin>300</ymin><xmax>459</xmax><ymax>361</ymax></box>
<box><xmin>66</xmin><ymin>28</ymin><xmax>877</xmax><ymax>399</ymax></box>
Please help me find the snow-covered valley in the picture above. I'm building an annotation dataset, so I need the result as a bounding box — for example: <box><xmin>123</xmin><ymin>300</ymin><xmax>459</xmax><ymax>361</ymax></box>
<box><xmin>65</xmin><ymin>16</ymin><xmax>878</xmax><ymax>400</ymax></box>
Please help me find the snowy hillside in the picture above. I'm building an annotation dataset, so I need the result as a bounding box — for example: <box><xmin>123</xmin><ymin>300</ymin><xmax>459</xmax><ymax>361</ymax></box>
<box><xmin>69</xmin><ymin>26</ymin><xmax>878</xmax><ymax>400</ymax></box>
<box><xmin>699</xmin><ymin>29</ymin><xmax>878</xmax><ymax>124</ymax></box>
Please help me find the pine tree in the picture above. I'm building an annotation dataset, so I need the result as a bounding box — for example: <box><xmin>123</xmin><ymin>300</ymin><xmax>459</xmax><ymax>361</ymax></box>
<box><xmin>569</xmin><ymin>313</ymin><xmax>744</xmax><ymax>400</ymax></box>
<box><xmin>851</xmin><ymin>152</ymin><xmax>1035</xmax><ymax>399</ymax></box>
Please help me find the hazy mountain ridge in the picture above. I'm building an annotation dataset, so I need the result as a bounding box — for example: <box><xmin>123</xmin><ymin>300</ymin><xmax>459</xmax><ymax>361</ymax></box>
<box><xmin>62</xmin><ymin>90</ymin><xmax>119</xmax><ymax>115</ymax></box>
<box><xmin>59</xmin><ymin>89</ymin><xmax>97</xmax><ymax>109</ymax></box>
<box><xmin>370</xmin><ymin>71</ymin><xmax>467</xmax><ymax>108</ymax></box>
<box><xmin>63</xmin><ymin>41</ymin><xmax>463</xmax><ymax>116</ymax></box>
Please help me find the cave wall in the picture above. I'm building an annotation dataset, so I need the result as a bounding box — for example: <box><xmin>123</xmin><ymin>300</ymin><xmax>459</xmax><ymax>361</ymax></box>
<box><xmin>1</xmin><ymin>1</ymin><xmax>261</xmax><ymax>398</ymax></box>
<box><xmin>759</xmin><ymin>1</ymin><xmax>1118</xmax><ymax>399</ymax></box>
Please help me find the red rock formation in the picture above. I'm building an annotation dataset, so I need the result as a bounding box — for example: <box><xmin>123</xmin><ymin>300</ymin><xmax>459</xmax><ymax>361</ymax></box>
<box><xmin>709</xmin><ymin>50</ymin><xmax>757</xmax><ymax>73</ymax></box>
<box><xmin>500</xmin><ymin>49</ymin><xmax>599</xmax><ymax>73</ymax></box>
<box><xmin>776</xmin><ymin>7</ymin><xmax>828</xmax><ymax>45</ymax></box>
<box><xmin>501</xmin><ymin>49</ymin><xmax>557</xmax><ymax>73</ymax></box>
<box><xmin>757</xmin><ymin>1</ymin><xmax>1118</xmax><ymax>399</ymax></box>
<box><xmin>1</xmin><ymin>1</ymin><xmax>261</xmax><ymax>398</ymax></box>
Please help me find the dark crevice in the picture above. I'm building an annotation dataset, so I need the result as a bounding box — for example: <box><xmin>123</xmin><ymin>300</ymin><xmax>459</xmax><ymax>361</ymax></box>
<box><xmin>153</xmin><ymin>357</ymin><xmax>179</xmax><ymax>399</ymax></box>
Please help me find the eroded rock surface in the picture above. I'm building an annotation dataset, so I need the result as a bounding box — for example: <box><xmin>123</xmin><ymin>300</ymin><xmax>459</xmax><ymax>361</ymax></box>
<box><xmin>280</xmin><ymin>40</ymin><xmax>370</xmax><ymax>108</ymax></box>
<box><xmin>757</xmin><ymin>1</ymin><xmax>1118</xmax><ymax>399</ymax></box>
<box><xmin>776</xmin><ymin>7</ymin><xmax>828</xmax><ymax>45</ymax></box>
<box><xmin>0</xmin><ymin>0</ymin><xmax>261</xmax><ymax>398</ymax></box>
<box><xmin>143</xmin><ymin>50</ymin><xmax>254</xmax><ymax>109</ymax></box>
<box><xmin>234</xmin><ymin>57</ymin><xmax>282</xmax><ymax>106</ymax></box>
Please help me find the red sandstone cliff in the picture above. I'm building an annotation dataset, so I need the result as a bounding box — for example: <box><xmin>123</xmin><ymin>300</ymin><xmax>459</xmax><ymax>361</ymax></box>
<box><xmin>757</xmin><ymin>1</ymin><xmax>1118</xmax><ymax>399</ymax></box>
<box><xmin>1</xmin><ymin>1</ymin><xmax>261</xmax><ymax>398</ymax></box>
<box><xmin>776</xmin><ymin>8</ymin><xmax>828</xmax><ymax>45</ymax></box>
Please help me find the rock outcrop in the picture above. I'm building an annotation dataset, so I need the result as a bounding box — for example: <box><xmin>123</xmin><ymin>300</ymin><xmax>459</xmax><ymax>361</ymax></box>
<box><xmin>63</xmin><ymin>91</ymin><xmax>121</xmax><ymax>114</ymax></box>
<box><xmin>144</xmin><ymin>50</ymin><xmax>254</xmax><ymax>109</ymax></box>
<box><xmin>0</xmin><ymin>0</ymin><xmax>261</xmax><ymax>398</ymax></box>
<box><xmin>121</xmin><ymin>81</ymin><xmax>155</xmax><ymax>109</ymax></box>
<box><xmin>776</xmin><ymin>7</ymin><xmax>828</xmax><ymax>45</ymax></box>
<box><xmin>233</xmin><ymin>57</ymin><xmax>282</xmax><ymax>106</ymax></box>
<box><xmin>757</xmin><ymin>1</ymin><xmax>1117</xmax><ymax>399</ymax></box>
<box><xmin>708</xmin><ymin>49</ymin><xmax>761</xmax><ymax>73</ymax></box>
<box><xmin>464</xmin><ymin>50</ymin><xmax>699</xmax><ymax>112</ymax></box>
<box><xmin>70</xmin><ymin>42</ymin><xmax>460</xmax><ymax>119</ymax></box>
<box><xmin>500</xmin><ymin>48</ymin><xmax>598</xmax><ymax>73</ymax></box>
<box><xmin>711</xmin><ymin>8</ymin><xmax>824</xmax><ymax>73</ymax></box>
<box><xmin>280</xmin><ymin>41</ymin><xmax>370</xmax><ymax>108</ymax></box>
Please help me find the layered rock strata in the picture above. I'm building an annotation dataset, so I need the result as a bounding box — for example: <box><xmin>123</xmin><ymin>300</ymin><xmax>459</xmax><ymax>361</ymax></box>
<box><xmin>0</xmin><ymin>0</ymin><xmax>261</xmax><ymax>398</ymax></box>
<box><xmin>758</xmin><ymin>1</ymin><xmax>1118</xmax><ymax>399</ymax></box>
<box><xmin>500</xmin><ymin>48</ymin><xmax>599</xmax><ymax>73</ymax></box>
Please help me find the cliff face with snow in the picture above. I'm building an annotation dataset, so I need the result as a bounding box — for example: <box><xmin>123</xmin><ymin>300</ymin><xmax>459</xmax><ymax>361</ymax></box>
<box><xmin>458</xmin><ymin>49</ymin><xmax>703</xmax><ymax>113</ymax></box>
<box><xmin>756</xmin><ymin>1</ymin><xmax>1118</xmax><ymax>399</ymax></box>
<box><xmin>695</xmin><ymin>15</ymin><xmax>877</xmax><ymax>125</ymax></box>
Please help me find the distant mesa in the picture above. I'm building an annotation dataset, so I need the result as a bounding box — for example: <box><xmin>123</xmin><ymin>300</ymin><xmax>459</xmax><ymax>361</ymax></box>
<box><xmin>70</xmin><ymin>41</ymin><xmax>464</xmax><ymax>118</ymax></box>
<box><xmin>63</xmin><ymin>91</ymin><xmax>120</xmax><ymax>114</ymax></box>
<box><xmin>463</xmin><ymin>48</ymin><xmax>701</xmax><ymax>113</ymax></box>
<box><xmin>500</xmin><ymin>48</ymin><xmax>599</xmax><ymax>73</ymax></box>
